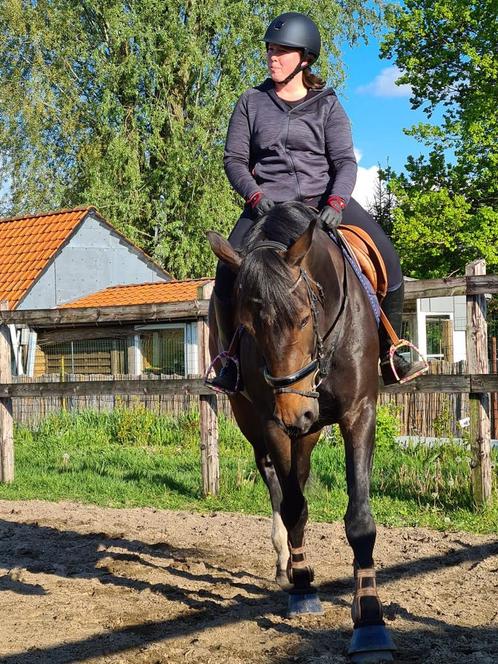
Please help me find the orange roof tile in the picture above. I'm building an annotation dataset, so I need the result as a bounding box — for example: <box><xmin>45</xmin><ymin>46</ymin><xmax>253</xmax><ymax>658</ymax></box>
<box><xmin>0</xmin><ymin>206</ymin><xmax>92</xmax><ymax>309</ymax></box>
<box><xmin>60</xmin><ymin>279</ymin><xmax>213</xmax><ymax>308</ymax></box>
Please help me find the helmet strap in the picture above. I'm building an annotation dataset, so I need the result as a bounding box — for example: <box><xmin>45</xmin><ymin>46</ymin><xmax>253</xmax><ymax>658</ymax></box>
<box><xmin>275</xmin><ymin>55</ymin><xmax>308</xmax><ymax>86</ymax></box>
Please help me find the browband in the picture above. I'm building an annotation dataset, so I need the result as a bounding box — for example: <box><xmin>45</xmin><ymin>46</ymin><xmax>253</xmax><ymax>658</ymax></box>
<box><xmin>246</xmin><ymin>240</ymin><xmax>288</xmax><ymax>254</ymax></box>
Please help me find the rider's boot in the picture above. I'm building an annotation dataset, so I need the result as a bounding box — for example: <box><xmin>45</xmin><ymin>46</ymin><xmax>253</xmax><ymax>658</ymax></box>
<box><xmin>379</xmin><ymin>282</ymin><xmax>427</xmax><ymax>385</ymax></box>
<box><xmin>207</xmin><ymin>293</ymin><xmax>240</xmax><ymax>394</ymax></box>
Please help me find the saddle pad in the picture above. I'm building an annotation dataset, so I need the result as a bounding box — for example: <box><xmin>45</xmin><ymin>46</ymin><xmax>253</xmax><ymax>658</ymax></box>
<box><xmin>338</xmin><ymin>225</ymin><xmax>388</xmax><ymax>300</ymax></box>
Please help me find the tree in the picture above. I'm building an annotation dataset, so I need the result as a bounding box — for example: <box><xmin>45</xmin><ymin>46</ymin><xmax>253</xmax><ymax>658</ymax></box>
<box><xmin>0</xmin><ymin>0</ymin><xmax>383</xmax><ymax>278</ymax></box>
<box><xmin>368</xmin><ymin>164</ymin><xmax>395</xmax><ymax>236</ymax></box>
<box><xmin>389</xmin><ymin>181</ymin><xmax>498</xmax><ymax>278</ymax></box>
<box><xmin>380</xmin><ymin>0</ymin><xmax>498</xmax><ymax>278</ymax></box>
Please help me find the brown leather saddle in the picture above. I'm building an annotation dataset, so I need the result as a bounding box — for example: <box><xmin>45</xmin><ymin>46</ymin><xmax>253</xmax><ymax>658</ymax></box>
<box><xmin>338</xmin><ymin>224</ymin><xmax>388</xmax><ymax>302</ymax></box>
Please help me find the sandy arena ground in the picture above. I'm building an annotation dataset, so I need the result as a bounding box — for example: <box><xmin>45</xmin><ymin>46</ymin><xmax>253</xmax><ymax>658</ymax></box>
<box><xmin>0</xmin><ymin>500</ymin><xmax>497</xmax><ymax>663</ymax></box>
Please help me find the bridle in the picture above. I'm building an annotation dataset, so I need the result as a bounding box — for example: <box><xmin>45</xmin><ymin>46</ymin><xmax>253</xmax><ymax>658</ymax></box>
<box><xmin>263</xmin><ymin>268</ymin><xmax>327</xmax><ymax>399</ymax></box>
<box><xmin>245</xmin><ymin>239</ymin><xmax>348</xmax><ymax>400</ymax></box>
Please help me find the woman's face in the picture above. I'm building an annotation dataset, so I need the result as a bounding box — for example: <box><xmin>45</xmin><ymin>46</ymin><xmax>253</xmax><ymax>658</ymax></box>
<box><xmin>266</xmin><ymin>43</ymin><xmax>305</xmax><ymax>82</ymax></box>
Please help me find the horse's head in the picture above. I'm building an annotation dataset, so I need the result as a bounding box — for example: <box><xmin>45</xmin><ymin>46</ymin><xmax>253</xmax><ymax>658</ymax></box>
<box><xmin>208</xmin><ymin>203</ymin><xmax>325</xmax><ymax>437</ymax></box>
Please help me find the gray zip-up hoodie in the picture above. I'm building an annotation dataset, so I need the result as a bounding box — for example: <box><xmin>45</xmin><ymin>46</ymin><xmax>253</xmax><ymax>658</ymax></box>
<box><xmin>224</xmin><ymin>79</ymin><xmax>357</xmax><ymax>205</ymax></box>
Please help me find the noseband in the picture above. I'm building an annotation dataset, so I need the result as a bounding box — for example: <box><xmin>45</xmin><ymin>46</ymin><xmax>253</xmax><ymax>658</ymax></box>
<box><xmin>263</xmin><ymin>268</ymin><xmax>327</xmax><ymax>399</ymax></box>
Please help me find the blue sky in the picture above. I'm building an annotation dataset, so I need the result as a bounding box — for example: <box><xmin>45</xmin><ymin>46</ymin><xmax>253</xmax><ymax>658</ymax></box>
<box><xmin>337</xmin><ymin>32</ymin><xmax>438</xmax><ymax>207</ymax></box>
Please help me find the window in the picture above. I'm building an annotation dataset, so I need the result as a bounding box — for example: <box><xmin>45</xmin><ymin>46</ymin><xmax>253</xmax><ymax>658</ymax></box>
<box><xmin>39</xmin><ymin>339</ymin><xmax>128</xmax><ymax>375</ymax></box>
<box><xmin>426</xmin><ymin>315</ymin><xmax>452</xmax><ymax>361</ymax></box>
<box><xmin>136</xmin><ymin>322</ymin><xmax>199</xmax><ymax>377</ymax></box>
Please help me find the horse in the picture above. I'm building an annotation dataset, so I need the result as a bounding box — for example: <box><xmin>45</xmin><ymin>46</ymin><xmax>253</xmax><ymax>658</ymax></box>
<box><xmin>207</xmin><ymin>201</ymin><xmax>395</xmax><ymax>662</ymax></box>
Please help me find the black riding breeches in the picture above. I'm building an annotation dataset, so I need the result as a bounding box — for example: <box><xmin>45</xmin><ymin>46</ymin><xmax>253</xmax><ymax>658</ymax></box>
<box><xmin>214</xmin><ymin>207</ymin><xmax>253</xmax><ymax>300</ymax></box>
<box><xmin>214</xmin><ymin>198</ymin><xmax>402</xmax><ymax>300</ymax></box>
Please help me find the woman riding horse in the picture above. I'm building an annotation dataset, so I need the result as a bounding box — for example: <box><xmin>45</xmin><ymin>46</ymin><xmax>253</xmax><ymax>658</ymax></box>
<box><xmin>207</xmin><ymin>201</ymin><xmax>396</xmax><ymax>661</ymax></box>
<box><xmin>209</xmin><ymin>11</ymin><xmax>425</xmax><ymax>394</ymax></box>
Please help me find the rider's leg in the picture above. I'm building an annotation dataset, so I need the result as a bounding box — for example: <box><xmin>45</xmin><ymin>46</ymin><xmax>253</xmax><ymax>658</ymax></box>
<box><xmin>341</xmin><ymin>199</ymin><xmax>426</xmax><ymax>384</ymax></box>
<box><xmin>208</xmin><ymin>272</ymin><xmax>239</xmax><ymax>392</ymax></box>
<box><xmin>208</xmin><ymin>209</ymin><xmax>253</xmax><ymax>393</ymax></box>
<box><xmin>378</xmin><ymin>281</ymin><xmax>427</xmax><ymax>385</ymax></box>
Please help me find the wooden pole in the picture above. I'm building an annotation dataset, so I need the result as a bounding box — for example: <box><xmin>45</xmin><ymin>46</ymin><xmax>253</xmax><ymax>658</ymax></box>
<box><xmin>0</xmin><ymin>301</ymin><xmax>14</xmax><ymax>483</ymax></box>
<box><xmin>198</xmin><ymin>309</ymin><xmax>219</xmax><ymax>496</ymax></box>
<box><xmin>465</xmin><ymin>260</ymin><xmax>492</xmax><ymax>506</ymax></box>
<box><xmin>492</xmin><ymin>337</ymin><xmax>497</xmax><ymax>439</ymax></box>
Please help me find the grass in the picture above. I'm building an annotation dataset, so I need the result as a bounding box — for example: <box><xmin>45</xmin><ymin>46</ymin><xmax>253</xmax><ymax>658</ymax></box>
<box><xmin>0</xmin><ymin>404</ymin><xmax>497</xmax><ymax>533</ymax></box>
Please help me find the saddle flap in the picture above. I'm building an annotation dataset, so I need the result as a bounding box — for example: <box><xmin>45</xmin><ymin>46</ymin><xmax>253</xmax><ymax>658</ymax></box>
<box><xmin>339</xmin><ymin>225</ymin><xmax>388</xmax><ymax>300</ymax></box>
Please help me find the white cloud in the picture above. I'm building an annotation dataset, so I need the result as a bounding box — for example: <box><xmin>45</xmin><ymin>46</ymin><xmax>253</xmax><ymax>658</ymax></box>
<box><xmin>352</xmin><ymin>149</ymin><xmax>379</xmax><ymax>209</ymax></box>
<box><xmin>356</xmin><ymin>66</ymin><xmax>411</xmax><ymax>98</ymax></box>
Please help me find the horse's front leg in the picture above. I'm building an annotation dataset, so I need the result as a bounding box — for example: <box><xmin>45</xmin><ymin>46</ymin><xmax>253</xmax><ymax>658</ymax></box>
<box><xmin>254</xmin><ymin>450</ymin><xmax>289</xmax><ymax>587</ymax></box>
<box><xmin>340</xmin><ymin>399</ymin><xmax>396</xmax><ymax>662</ymax></box>
<box><xmin>266</xmin><ymin>420</ymin><xmax>322</xmax><ymax>614</ymax></box>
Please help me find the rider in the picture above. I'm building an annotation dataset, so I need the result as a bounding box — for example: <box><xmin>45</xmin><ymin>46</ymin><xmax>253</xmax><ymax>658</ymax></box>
<box><xmin>209</xmin><ymin>11</ymin><xmax>426</xmax><ymax>392</ymax></box>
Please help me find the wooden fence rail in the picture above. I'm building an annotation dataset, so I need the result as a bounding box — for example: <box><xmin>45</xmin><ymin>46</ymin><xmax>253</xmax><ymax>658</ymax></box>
<box><xmin>1</xmin><ymin>374</ymin><xmax>497</xmax><ymax>398</ymax></box>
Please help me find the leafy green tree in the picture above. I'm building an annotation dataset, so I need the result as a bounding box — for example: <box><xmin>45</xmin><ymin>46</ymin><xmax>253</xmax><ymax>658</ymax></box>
<box><xmin>389</xmin><ymin>180</ymin><xmax>498</xmax><ymax>278</ymax></box>
<box><xmin>381</xmin><ymin>0</ymin><xmax>498</xmax><ymax>278</ymax></box>
<box><xmin>368</xmin><ymin>164</ymin><xmax>396</xmax><ymax>236</ymax></box>
<box><xmin>0</xmin><ymin>0</ymin><xmax>383</xmax><ymax>278</ymax></box>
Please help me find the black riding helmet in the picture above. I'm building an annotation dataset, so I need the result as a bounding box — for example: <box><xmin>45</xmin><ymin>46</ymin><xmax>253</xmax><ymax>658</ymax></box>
<box><xmin>263</xmin><ymin>12</ymin><xmax>321</xmax><ymax>61</ymax></box>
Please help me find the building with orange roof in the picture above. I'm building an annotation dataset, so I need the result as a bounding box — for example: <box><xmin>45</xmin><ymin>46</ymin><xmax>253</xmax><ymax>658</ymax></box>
<box><xmin>0</xmin><ymin>206</ymin><xmax>215</xmax><ymax>380</ymax></box>
<box><xmin>0</xmin><ymin>206</ymin><xmax>170</xmax><ymax>311</ymax></box>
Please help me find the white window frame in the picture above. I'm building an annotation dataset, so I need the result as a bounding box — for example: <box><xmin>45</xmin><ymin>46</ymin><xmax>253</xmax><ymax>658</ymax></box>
<box><xmin>134</xmin><ymin>322</ymin><xmax>198</xmax><ymax>376</ymax></box>
<box><xmin>423</xmin><ymin>313</ymin><xmax>453</xmax><ymax>360</ymax></box>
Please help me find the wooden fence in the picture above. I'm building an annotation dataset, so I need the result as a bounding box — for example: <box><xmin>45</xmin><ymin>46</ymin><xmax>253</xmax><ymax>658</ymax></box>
<box><xmin>1</xmin><ymin>262</ymin><xmax>498</xmax><ymax>505</ymax></box>
<box><xmin>7</xmin><ymin>363</ymin><xmax>492</xmax><ymax>439</ymax></box>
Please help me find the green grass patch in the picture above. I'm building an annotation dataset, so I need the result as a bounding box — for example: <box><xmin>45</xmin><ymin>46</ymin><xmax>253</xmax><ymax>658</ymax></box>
<box><xmin>1</xmin><ymin>404</ymin><xmax>497</xmax><ymax>533</ymax></box>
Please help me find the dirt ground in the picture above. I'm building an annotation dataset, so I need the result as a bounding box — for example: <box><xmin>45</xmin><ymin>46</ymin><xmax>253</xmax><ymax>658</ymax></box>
<box><xmin>0</xmin><ymin>501</ymin><xmax>496</xmax><ymax>664</ymax></box>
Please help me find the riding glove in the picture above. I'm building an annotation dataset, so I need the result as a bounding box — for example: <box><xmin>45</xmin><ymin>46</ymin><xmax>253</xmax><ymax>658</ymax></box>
<box><xmin>319</xmin><ymin>195</ymin><xmax>346</xmax><ymax>231</ymax></box>
<box><xmin>247</xmin><ymin>192</ymin><xmax>275</xmax><ymax>220</ymax></box>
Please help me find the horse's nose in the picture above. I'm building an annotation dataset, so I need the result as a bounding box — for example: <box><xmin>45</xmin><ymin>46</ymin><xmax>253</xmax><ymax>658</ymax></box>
<box><xmin>295</xmin><ymin>409</ymin><xmax>317</xmax><ymax>434</ymax></box>
<box><xmin>275</xmin><ymin>402</ymin><xmax>318</xmax><ymax>437</ymax></box>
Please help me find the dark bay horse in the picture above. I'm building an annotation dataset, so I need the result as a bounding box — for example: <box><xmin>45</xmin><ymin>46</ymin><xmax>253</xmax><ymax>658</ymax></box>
<box><xmin>207</xmin><ymin>202</ymin><xmax>395</xmax><ymax>662</ymax></box>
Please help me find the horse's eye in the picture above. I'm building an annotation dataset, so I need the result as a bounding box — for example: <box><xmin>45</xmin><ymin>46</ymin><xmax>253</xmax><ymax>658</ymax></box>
<box><xmin>300</xmin><ymin>315</ymin><xmax>311</xmax><ymax>329</ymax></box>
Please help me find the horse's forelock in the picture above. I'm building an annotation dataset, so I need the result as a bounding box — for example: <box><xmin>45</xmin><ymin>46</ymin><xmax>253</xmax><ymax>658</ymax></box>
<box><xmin>236</xmin><ymin>202</ymin><xmax>316</xmax><ymax>332</ymax></box>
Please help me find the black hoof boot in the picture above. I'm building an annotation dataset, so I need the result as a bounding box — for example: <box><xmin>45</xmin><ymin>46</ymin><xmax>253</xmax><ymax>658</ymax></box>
<box><xmin>287</xmin><ymin>587</ymin><xmax>323</xmax><ymax>617</ymax></box>
<box><xmin>348</xmin><ymin>625</ymin><xmax>396</xmax><ymax>663</ymax></box>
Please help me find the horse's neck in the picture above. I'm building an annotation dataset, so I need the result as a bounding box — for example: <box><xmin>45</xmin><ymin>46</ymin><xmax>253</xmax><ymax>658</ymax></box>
<box><xmin>309</xmin><ymin>239</ymin><xmax>343</xmax><ymax>295</ymax></box>
<box><xmin>307</xmin><ymin>240</ymin><xmax>346</xmax><ymax>334</ymax></box>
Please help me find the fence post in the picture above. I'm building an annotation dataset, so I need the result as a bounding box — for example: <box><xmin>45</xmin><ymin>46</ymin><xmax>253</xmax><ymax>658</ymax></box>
<box><xmin>492</xmin><ymin>336</ymin><xmax>497</xmax><ymax>439</ymax></box>
<box><xmin>0</xmin><ymin>301</ymin><xmax>14</xmax><ymax>483</ymax></box>
<box><xmin>465</xmin><ymin>260</ymin><xmax>492</xmax><ymax>506</ymax></box>
<box><xmin>198</xmin><ymin>306</ymin><xmax>219</xmax><ymax>496</ymax></box>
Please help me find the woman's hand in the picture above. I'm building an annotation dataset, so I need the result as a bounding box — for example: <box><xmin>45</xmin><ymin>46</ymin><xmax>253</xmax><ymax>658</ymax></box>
<box><xmin>247</xmin><ymin>192</ymin><xmax>275</xmax><ymax>219</ymax></box>
<box><xmin>319</xmin><ymin>195</ymin><xmax>345</xmax><ymax>231</ymax></box>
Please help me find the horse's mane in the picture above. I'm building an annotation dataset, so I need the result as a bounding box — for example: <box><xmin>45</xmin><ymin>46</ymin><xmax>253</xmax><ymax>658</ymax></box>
<box><xmin>235</xmin><ymin>202</ymin><xmax>318</xmax><ymax>333</ymax></box>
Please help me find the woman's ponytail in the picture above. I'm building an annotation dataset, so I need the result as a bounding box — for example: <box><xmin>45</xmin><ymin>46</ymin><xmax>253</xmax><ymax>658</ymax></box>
<box><xmin>302</xmin><ymin>66</ymin><xmax>326</xmax><ymax>89</ymax></box>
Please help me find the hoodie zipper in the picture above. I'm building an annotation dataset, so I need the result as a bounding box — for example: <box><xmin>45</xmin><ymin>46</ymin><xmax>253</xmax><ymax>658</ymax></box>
<box><xmin>285</xmin><ymin>108</ymin><xmax>302</xmax><ymax>200</ymax></box>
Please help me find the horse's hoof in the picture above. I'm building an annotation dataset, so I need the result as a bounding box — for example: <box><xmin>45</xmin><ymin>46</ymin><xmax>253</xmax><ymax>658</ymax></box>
<box><xmin>287</xmin><ymin>588</ymin><xmax>324</xmax><ymax>617</ymax></box>
<box><xmin>275</xmin><ymin>568</ymin><xmax>291</xmax><ymax>589</ymax></box>
<box><xmin>348</xmin><ymin>625</ymin><xmax>396</xmax><ymax>662</ymax></box>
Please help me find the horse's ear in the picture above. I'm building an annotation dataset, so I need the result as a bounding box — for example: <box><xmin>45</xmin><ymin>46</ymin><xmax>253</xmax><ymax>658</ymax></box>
<box><xmin>206</xmin><ymin>231</ymin><xmax>242</xmax><ymax>273</ymax></box>
<box><xmin>284</xmin><ymin>219</ymin><xmax>316</xmax><ymax>267</ymax></box>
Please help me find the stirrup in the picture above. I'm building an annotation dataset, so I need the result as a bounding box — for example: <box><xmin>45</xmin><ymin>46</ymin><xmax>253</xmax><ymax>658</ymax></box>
<box><xmin>205</xmin><ymin>326</ymin><xmax>243</xmax><ymax>395</ymax></box>
<box><xmin>205</xmin><ymin>351</ymin><xmax>241</xmax><ymax>395</ymax></box>
<box><xmin>388</xmin><ymin>340</ymin><xmax>429</xmax><ymax>384</ymax></box>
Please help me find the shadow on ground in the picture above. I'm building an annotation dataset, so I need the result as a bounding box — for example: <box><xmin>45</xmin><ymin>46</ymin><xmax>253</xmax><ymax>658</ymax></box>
<box><xmin>0</xmin><ymin>518</ymin><xmax>496</xmax><ymax>663</ymax></box>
